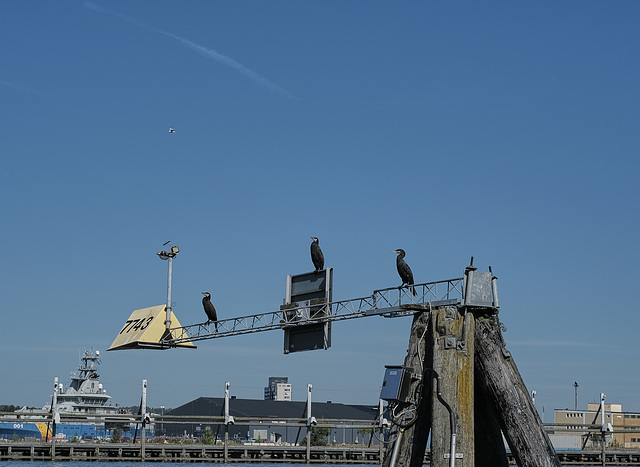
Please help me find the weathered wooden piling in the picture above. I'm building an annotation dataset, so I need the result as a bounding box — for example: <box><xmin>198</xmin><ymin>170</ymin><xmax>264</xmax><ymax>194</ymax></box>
<box><xmin>382</xmin><ymin>303</ymin><xmax>562</xmax><ymax>467</ymax></box>
<box><xmin>474</xmin><ymin>315</ymin><xmax>561</xmax><ymax>467</ymax></box>
<box><xmin>430</xmin><ymin>307</ymin><xmax>474</xmax><ymax>467</ymax></box>
<box><xmin>382</xmin><ymin>310</ymin><xmax>432</xmax><ymax>467</ymax></box>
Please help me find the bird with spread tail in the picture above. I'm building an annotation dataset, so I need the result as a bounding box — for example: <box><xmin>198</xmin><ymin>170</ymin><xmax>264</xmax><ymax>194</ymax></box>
<box><xmin>202</xmin><ymin>292</ymin><xmax>219</xmax><ymax>331</ymax></box>
<box><xmin>393</xmin><ymin>249</ymin><xmax>417</xmax><ymax>296</ymax></box>
<box><xmin>310</xmin><ymin>237</ymin><xmax>324</xmax><ymax>273</ymax></box>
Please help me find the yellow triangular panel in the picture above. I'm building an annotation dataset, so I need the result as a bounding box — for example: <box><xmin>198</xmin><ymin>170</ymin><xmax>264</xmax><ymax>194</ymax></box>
<box><xmin>108</xmin><ymin>304</ymin><xmax>195</xmax><ymax>350</ymax></box>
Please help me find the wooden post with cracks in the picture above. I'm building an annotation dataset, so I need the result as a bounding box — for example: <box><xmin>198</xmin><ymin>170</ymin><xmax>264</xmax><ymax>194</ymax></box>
<box><xmin>430</xmin><ymin>306</ymin><xmax>475</xmax><ymax>467</ymax></box>
<box><xmin>382</xmin><ymin>309</ymin><xmax>432</xmax><ymax>467</ymax></box>
<box><xmin>382</xmin><ymin>306</ymin><xmax>561</xmax><ymax>467</ymax></box>
<box><xmin>474</xmin><ymin>314</ymin><xmax>561</xmax><ymax>467</ymax></box>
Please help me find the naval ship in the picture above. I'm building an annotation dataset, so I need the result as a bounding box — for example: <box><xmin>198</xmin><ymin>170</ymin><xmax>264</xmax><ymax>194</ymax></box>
<box><xmin>0</xmin><ymin>349</ymin><xmax>133</xmax><ymax>441</ymax></box>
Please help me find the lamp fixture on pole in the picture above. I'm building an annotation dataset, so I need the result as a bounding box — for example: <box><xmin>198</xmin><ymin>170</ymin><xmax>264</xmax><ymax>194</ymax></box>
<box><xmin>157</xmin><ymin>241</ymin><xmax>180</xmax><ymax>333</ymax></box>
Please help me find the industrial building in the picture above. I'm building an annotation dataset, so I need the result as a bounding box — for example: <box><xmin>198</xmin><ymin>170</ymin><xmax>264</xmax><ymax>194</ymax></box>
<box><xmin>554</xmin><ymin>402</ymin><xmax>640</xmax><ymax>448</ymax></box>
<box><xmin>164</xmin><ymin>397</ymin><xmax>378</xmax><ymax>445</ymax></box>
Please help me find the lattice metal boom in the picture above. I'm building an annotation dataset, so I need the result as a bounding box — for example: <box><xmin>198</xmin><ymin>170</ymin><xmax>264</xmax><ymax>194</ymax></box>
<box><xmin>163</xmin><ymin>277</ymin><xmax>466</xmax><ymax>346</ymax></box>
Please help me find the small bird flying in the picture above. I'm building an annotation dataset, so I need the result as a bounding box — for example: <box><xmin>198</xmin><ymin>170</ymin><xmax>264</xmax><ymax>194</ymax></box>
<box><xmin>393</xmin><ymin>249</ymin><xmax>417</xmax><ymax>296</ymax></box>
<box><xmin>202</xmin><ymin>292</ymin><xmax>218</xmax><ymax>331</ymax></box>
<box><xmin>310</xmin><ymin>237</ymin><xmax>324</xmax><ymax>273</ymax></box>
<box><xmin>169</xmin><ymin>128</ymin><xmax>175</xmax><ymax>133</ymax></box>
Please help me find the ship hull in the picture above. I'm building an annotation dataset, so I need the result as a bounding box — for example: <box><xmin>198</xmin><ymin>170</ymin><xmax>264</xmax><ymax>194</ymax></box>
<box><xmin>0</xmin><ymin>421</ymin><xmax>149</xmax><ymax>441</ymax></box>
<box><xmin>0</xmin><ymin>421</ymin><xmax>109</xmax><ymax>441</ymax></box>
<box><xmin>0</xmin><ymin>422</ymin><xmax>49</xmax><ymax>440</ymax></box>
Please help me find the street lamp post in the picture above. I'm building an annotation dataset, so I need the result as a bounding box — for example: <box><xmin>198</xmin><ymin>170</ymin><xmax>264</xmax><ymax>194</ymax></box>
<box><xmin>157</xmin><ymin>241</ymin><xmax>180</xmax><ymax>334</ymax></box>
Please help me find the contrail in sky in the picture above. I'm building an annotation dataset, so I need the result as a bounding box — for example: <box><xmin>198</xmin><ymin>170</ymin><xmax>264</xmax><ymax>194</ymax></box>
<box><xmin>0</xmin><ymin>80</ymin><xmax>51</xmax><ymax>97</ymax></box>
<box><xmin>83</xmin><ymin>2</ymin><xmax>295</xmax><ymax>99</ymax></box>
<box><xmin>0</xmin><ymin>81</ymin><xmax>33</xmax><ymax>92</ymax></box>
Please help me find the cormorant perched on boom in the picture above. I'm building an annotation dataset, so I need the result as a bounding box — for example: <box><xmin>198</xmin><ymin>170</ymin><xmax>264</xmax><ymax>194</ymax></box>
<box><xmin>393</xmin><ymin>249</ymin><xmax>417</xmax><ymax>296</ymax></box>
<box><xmin>310</xmin><ymin>237</ymin><xmax>324</xmax><ymax>273</ymax></box>
<box><xmin>202</xmin><ymin>292</ymin><xmax>218</xmax><ymax>331</ymax></box>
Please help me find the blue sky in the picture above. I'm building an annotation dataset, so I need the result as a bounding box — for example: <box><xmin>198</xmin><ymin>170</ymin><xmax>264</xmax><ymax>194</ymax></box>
<box><xmin>1</xmin><ymin>1</ymin><xmax>638</xmax><ymax>421</ymax></box>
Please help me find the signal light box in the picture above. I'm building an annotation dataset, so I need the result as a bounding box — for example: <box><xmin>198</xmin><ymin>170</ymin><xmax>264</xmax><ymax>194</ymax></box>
<box><xmin>380</xmin><ymin>365</ymin><xmax>412</xmax><ymax>402</ymax></box>
<box><xmin>282</xmin><ymin>268</ymin><xmax>332</xmax><ymax>354</ymax></box>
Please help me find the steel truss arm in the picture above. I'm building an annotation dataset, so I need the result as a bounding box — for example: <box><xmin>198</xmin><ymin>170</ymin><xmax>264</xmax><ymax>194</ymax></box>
<box><xmin>164</xmin><ymin>277</ymin><xmax>465</xmax><ymax>346</ymax></box>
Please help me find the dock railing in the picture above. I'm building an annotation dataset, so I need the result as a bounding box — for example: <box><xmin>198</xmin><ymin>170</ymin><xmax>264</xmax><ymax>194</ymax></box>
<box><xmin>2</xmin><ymin>412</ymin><xmax>640</xmax><ymax>464</ymax></box>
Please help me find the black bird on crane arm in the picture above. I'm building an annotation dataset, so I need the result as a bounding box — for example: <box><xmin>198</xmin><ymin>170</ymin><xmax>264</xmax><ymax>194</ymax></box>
<box><xmin>202</xmin><ymin>292</ymin><xmax>219</xmax><ymax>331</ymax></box>
<box><xmin>310</xmin><ymin>237</ymin><xmax>324</xmax><ymax>273</ymax></box>
<box><xmin>393</xmin><ymin>249</ymin><xmax>417</xmax><ymax>296</ymax></box>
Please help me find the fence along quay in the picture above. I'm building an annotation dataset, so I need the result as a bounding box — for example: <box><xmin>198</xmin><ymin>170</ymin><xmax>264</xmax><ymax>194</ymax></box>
<box><xmin>2</xmin><ymin>442</ymin><xmax>640</xmax><ymax>464</ymax></box>
<box><xmin>0</xmin><ymin>442</ymin><xmax>381</xmax><ymax>463</ymax></box>
<box><xmin>2</xmin><ymin>413</ymin><xmax>640</xmax><ymax>464</ymax></box>
<box><xmin>0</xmin><ymin>411</ymin><xmax>386</xmax><ymax>463</ymax></box>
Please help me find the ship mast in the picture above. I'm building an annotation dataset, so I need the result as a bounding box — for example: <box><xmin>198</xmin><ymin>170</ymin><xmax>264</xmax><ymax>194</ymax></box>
<box><xmin>70</xmin><ymin>349</ymin><xmax>100</xmax><ymax>390</ymax></box>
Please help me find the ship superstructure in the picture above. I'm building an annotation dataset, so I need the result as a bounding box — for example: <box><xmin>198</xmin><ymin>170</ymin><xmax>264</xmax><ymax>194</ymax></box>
<box><xmin>0</xmin><ymin>349</ymin><xmax>141</xmax><ymax>441</ymax></box>
<box><xmin>43</xmin><ymin>349</ymin><xmax>114</xmax><ymax>415</ymax></box>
